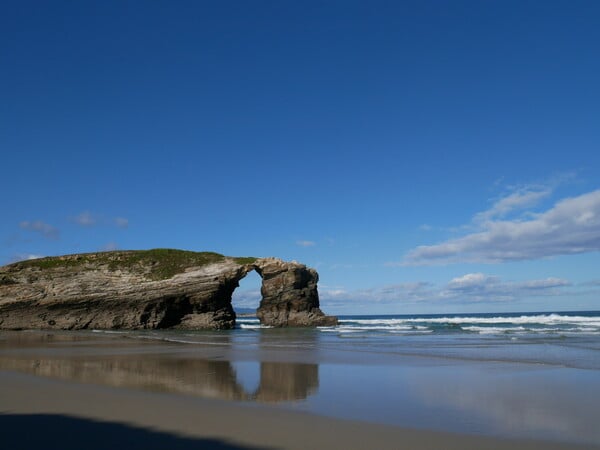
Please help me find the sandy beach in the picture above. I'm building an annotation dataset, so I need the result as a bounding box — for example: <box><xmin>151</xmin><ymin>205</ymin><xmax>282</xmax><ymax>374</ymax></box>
<box><xmin>1</xmin><ymin>329</ymin><xmax>598</xmax><ymax>450</ymax></box>
<box><xmin>1</xmin><ymin>369</ymin><xmax>595</xmax><ymax>450</ymax></box>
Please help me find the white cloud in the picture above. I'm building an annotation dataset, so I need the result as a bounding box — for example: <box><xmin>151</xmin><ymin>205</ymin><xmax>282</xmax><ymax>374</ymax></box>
<box><xmin>320</xmin><ymin>274</ymin><xmax>572</xmax><ymax>307</ymax></box>
<box><xmin>519</xmin><ymin>278</ymin><xmax>571</xmax><ymax>289</ymax></box>
<box><xmin>405</xmin><ymin>189</ymin><xmax>600</xmax><ymax>265</ymax></box>
<box><xmin>441</xmin><ymin>273</ymin><xmax>571</xmax><ymax>302</ymax></box>
<box><xmin>72</xmin><ymin>212</ymin><xmax>129</xmax><ymax>228</ymax></box>
<box><xmin>231</xmin><ymin>288</ymin><xmax>262</xmax><ymax>308</ymax></box>
<box><xmin>320</xmin><ymin>282</ymin><xmax>435</xmax><ymax>306</ymax></box>
<box><xmin>474</xmin><ymin>188</ymin><xmax>550</xmax><ymax>223</ymax></box>
<box><xmin>447</xmin><ymin>273</ymin><xmax>497</xmax><ymax>290</ymax></box>
<box><xmin>114</xmin><ymin>217</ymin><xmax>129</xmax><ymax>228</ymax></box>
<box><xmin>330</xmin><ymin>264</ymin><xmax>350</xmax><ymax>270</ymax></box>
<box><xmin>321</xmin><ymin>288</ymin><xmax>348</xmax><ymax>297</ymax></box>
<box><xmin>296</xmin><ymin>240</ymin><xmax>316</xmax><ymax>247</ymax></box>
<box><xmin>74</xmin><ymin>211</ymin><xmax>96</xmax><ymax>226</ymax></box>
<box><xmin>19</xmin><ymin>220</ymin><xmax>59</xmax><ymax>240</ymax></box>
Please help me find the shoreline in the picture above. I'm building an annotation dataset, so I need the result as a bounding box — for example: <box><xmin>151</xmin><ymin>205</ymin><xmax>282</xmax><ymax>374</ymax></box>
<box><xmin>1</xmin><ymin>369</ymin><xmax>595</xmax><ymax>450</ymax></box>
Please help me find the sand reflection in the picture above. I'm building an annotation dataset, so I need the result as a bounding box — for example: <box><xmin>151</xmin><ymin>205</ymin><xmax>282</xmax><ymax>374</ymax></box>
<box><xmin>406</xmin><ymin>366</ymin><xmax>600</xmax><ymax>444</ymax></box>
<box><xmin>0</xmin><ymin>331</ymin><xmax>319</xmax><ymax>403</ymax></box>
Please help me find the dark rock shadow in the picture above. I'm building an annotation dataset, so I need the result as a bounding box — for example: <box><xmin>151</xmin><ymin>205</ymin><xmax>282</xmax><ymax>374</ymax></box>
<box><xmin>0</xmin><ymin>413</ymin><xmax>271</xmax><ymax>450</ymax></box>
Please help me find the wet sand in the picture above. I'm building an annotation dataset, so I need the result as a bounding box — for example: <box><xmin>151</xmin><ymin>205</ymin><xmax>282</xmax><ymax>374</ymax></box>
<box><xmin>1</xmin><ymin>331</ymin><xmax>598</xmax><ymax>450</ymax></box>
<box><xmin>2</xmin><ymin>370</ymin><xmax>595</xmax><ymax>450</ymax></box>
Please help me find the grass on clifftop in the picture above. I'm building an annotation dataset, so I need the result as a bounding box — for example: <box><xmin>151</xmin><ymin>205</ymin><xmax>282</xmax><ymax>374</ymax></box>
<box><xmin>12</xmin><ymin>249</ymin><xmax>257</xmax><ymax>281</ymax></box>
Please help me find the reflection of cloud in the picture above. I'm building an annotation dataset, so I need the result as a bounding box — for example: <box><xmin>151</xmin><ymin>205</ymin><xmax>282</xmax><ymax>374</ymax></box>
<box><xmin>408</xmin><ymin>367</ymin><xmax>600</xmax><ymax>443</ymax></box>
<box><xmin>19</xmin><ymin>220</ymin><xmax>59</xmax><ymax>240</ymax></box>
<box><xmin>403</xmin><ymin>189</ymin><xmax>600</xmax><ymax>265</ymax></box>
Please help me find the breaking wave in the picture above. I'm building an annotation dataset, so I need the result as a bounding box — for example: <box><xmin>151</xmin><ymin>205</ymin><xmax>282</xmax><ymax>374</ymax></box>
<box><xmin>328</xmin><ymin>312</ymin><xmax>600</xmax><ymax>336</ymax></box>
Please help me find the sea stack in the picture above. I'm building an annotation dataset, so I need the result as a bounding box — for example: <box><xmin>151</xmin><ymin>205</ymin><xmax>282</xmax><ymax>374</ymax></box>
<box><xmin>0</xmin><ymin>249</ymin><xmax>338</xmax><ymax>330</ymax></box>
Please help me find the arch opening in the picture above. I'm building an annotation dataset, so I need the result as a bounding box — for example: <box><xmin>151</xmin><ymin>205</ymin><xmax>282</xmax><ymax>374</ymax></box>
<box><xmin>231</xmin><ymin>269</ymin><xmax>262</xmax><ymax>322</ymax></box>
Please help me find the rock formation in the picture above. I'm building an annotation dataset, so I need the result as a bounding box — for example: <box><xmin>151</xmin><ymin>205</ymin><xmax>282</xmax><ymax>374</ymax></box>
<box><xmin>255</xmin><ymin>257</ymin><xmax>336</xmax><ymax>327</ymax></box>
<box><xmin>0</xmin><ymin>249</ymin><xmax>337</xmax><ymax>330</ymax></box>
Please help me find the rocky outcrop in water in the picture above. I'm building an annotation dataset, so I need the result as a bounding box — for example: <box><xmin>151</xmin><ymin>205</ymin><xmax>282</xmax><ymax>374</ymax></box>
<box><xmin>255</xmin><ymin>258</ymin><xmax>336</xmax><ymax>327</ymax></box>
<box><xmin>0</xmin><ymin>249</ymin><xmax>337</xmax><ymax>330</ymax></box>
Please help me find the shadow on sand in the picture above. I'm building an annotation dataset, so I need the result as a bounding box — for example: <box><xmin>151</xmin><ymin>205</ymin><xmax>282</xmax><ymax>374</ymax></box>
<box><xmin>0</xmin><ymin>413</ymin><xmax>270</xmax><ymax>450</ymax></box>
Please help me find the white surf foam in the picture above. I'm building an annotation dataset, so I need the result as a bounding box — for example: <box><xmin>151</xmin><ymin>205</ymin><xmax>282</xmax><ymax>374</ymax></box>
<box><xmin>344</xmin><ymin>314</ymin><xmax>600</xmax><ymax>327</ymax></box>
<box><xmin>240</xmin><ymin>324</ymin><xmax>272</xmax><ymax>329</ymax></box>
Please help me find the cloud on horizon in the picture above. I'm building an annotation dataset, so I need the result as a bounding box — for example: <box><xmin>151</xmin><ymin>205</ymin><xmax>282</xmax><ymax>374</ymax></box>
<box><xmin>403</xmin><ymin>189</ymin><xmax>600</xmax><ymax>265</ymax></box>
<box><xmin>19</xmin><ymin>220</ymin><xmax>59</xmax><ymax>240</ymax></box>
<box><xmin>319</xmin><ymin>273</ymin><xmax>574</xmax><ymax>308</ymax></box>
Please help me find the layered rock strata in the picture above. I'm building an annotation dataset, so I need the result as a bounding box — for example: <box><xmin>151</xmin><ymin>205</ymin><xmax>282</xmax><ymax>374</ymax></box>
<box><xmin>255</xmin><ymin>257</ymin><xmax>337</xmax><ymax>327</ymax></box>
<box><xmin>0</xmin><ymin>249</ymin><xmax>337</xmax><ymax>330</ymax></box>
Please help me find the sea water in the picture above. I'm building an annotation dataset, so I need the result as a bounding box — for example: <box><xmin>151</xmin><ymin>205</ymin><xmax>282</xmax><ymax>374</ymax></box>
<box><xmin>238</xmin><ymin>310</ymin><xmax>600</xmax><ymax>369</ymax></box>
<box><xmin>235</xmin><ymin>311</ymin><xmax>600</xmax><ymax>444</ymax></box>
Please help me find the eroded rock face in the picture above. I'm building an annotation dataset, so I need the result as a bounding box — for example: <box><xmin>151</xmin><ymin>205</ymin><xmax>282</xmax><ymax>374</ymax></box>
<box><xmin>0</xmin><ymin>250</ymin><xmax>337</xmax><ymax>330</ymax></box>
<box><xmin>253</xmin><ymin>258</ymin><xmax>338</xmax><ymax>327</ymax></box>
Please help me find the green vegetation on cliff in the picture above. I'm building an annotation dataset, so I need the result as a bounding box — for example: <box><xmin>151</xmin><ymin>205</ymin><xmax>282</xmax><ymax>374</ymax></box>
<box><xmin>10</xmin><ymin>249</ymin><xmax>257</xmax><ymax>281</ymax></box>
<box><xmin>233</xmin><ymin>256</ymin><xmax>258</xmax><ymax>265</ymax></box>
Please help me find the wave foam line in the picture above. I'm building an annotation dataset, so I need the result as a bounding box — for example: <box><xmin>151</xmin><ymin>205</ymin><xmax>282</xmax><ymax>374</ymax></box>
<box><xmin>240</xmin><ymin>324</ymin><xmax>272</xmax><ymax>329</ymax></box>
<box><xmin>344</xmin><ymin>314</ymin><xmax>600</xmax><ymax>326</ymax></box>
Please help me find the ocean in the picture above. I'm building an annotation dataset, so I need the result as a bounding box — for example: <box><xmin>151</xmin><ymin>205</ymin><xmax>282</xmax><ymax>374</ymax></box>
<box><xmin>238</xmin><ymin>310</ymin><xmax>600</xmax><ymax>370</ymax></box>
<box><xmin>240</xmin><ymin>310</ymin><xmax>600</xmax><ymax>336</ymax></box>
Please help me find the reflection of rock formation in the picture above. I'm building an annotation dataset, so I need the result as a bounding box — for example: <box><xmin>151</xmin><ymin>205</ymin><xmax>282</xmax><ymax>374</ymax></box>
<box><xmin>254</xmin><ymin>362</ymin><xmax>319</xmax><ymax>402</ymax></box>
<box><xmin>0</xmin><ymin>356</ymin><xmax>245</xmax><ymax>399</ymax></box>
<box><xmin>0</xmin><ymin>250</ymin><xmax>337</xmax><ymax>329</ymax></box>
<box><xmin>0</xmin><ymin>355</ymin><xmax>319</xmax><ymax>404</ymax></box>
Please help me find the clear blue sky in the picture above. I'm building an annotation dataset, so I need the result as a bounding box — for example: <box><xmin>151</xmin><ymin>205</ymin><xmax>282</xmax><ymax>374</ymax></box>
<box><xmin>2</xmin><ymin>1</ymin><xmax>599</xmax><ymax>314</ymax></box>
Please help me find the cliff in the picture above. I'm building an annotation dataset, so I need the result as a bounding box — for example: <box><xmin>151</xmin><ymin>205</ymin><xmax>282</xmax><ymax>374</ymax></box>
<box><xmin>0</xmin><ymin>249</ymin><xmax>337</xmax><ymax>330</ymax></box>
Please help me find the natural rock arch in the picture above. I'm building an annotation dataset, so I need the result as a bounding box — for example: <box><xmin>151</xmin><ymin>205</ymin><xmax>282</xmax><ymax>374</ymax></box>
<box><xmin>0</xmin><ymin>251</ymin><xmax>338</xmax><ymax>330</ymax></box>
<box><xmin>237</xmin><ymin>258</ymin><xmax>337</xmax><ymax>327</ymax></box>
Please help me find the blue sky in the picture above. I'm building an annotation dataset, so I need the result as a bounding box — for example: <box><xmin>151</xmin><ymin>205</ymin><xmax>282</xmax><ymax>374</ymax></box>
<box><xmin>2</xmin><ymin>1</ymin><xmax>599</xmax><ymax>314</ymax></box>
